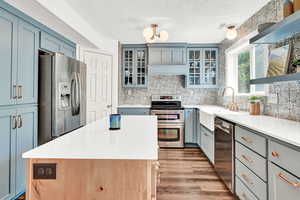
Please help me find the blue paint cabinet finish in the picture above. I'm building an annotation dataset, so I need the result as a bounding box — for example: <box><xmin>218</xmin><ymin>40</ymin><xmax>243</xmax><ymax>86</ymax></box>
<box><xmin>0</xmin><ymin>106</ymin><xmax>37</xmax><ymax>200</ymax></box>
<box><xmin>0</xmin><ymin>9</ymin><xmax>39</xmax><ymax>106</ymax></box>
<box><xmin>17</xmin><ymin>20</ymin><xmax>39</xmax><ymax>105</ymax></box>
<box><xmin>184</xmin><ymin>109</ymin><xmax>198</xmax><ymax>144</ymax></box>
<box><xmin>40</xmin><ymin>31</ymin><xmax>76</xmax><ymax>58</ymax></box>
<box><xmin>0</xmin><ymin>108</ymin><xmax>17</xmax><ymax>200</ymax></box>
<box><xmin>0</xmin><ymin>8</ymin><xmax>18</xmax><ymax>106</ymax></box>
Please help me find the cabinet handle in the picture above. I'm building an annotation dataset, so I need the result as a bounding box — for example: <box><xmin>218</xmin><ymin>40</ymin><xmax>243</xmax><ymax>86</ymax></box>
<box><xmin>241</xmin><ymin>173</ymin><xmax>253</xmax><ymax>185</ymax></box>
<box><xmin>12</xmin><ymin>115</ymin><xmax>17</xmax><ymax>129</ymax></box>
<box><xmin>241</xmin><ymin>136</ymin><xmax>253</xmax><ymax>144</ymax></box>
<box><xmin>18</xmin><ymin>85</ymin><xmax>23</xmax><ymax>99</ymax></box>
<box><xmin>272</xmin><ymin>152</ymin><xmax>279</xmax><ymax>158</ymax></box>
<box><xmin>278</xmin><ymin>172</ymin><xmax>300</xmax><ymax>188</ymax></box>
<box><xmin>17</xmin><ymin>115</ymin><xmax>22</xmax><ymax>128</ymax></box>
<box><xmin>13</xmin><ymin>85</ymin><xmax>18</xmax><ymax>99</ymax></box>
<box><xmin>241</xmin><ymin>154</ymin><xmax>254</xmax><ymax>163</ymax></box>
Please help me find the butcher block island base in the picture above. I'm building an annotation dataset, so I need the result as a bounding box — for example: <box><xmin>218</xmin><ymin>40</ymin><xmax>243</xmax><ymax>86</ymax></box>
<box><xmin>23</xmin><ymin>116</ymin><xmax>159</xmax><ymax>200</ymax></box>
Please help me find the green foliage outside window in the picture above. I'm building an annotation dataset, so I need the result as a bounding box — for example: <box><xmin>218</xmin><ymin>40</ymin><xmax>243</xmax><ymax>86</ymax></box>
<box><xmin>238</xmin><ymin>51</ymin><xmax>250</xmax><ymax>93</ymax></box>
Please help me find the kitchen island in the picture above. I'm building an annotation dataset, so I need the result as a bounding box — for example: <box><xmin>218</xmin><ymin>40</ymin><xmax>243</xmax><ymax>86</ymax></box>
<box><xmin>23</xmin><ymin>116</ymin><xmax>158</xmax><ymax>200</ymax></box>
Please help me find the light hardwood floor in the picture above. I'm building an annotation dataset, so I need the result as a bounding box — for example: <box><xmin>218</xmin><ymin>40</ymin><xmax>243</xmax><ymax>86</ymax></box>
<box><xmin>157</xmin><ymin>148</ymin><xmax>237</xmax><ymax>200</ymax></box>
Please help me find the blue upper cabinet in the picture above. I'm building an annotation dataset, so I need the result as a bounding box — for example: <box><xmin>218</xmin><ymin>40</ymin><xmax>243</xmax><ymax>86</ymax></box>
<box><xmin>186</xmin><ymin>48</ymin><xmax>218</xmax><ymax>88</ymax></box>
<box><xmin>0</xmin><ymin>108</ymin><xmax>17</xmax><ymax>200</ymax></box>
<box><xmin>40</xmin><ymin>31</ymin><xmax>76</xmax><ymax>58</ymax></box>
<box><xmin>17</xmin><ymin>20</ymin><xmax>39</xmax><ymax>105</ymax></box>
<box><xmin>122</xmin><ymin>47</ymin><xmax>148</xmax><ymax>88</ymax></box>
<box><xmin>0</xmin><ymin>8</ymin><xmax>18</xmax><ymax>106</ymax></box>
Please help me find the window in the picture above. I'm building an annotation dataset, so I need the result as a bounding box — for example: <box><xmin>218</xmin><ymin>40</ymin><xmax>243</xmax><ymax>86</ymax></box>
<box><xmin>226</xmin><ymin>36</ymin><xmax>268</xmax><ymax>95</ymax></box>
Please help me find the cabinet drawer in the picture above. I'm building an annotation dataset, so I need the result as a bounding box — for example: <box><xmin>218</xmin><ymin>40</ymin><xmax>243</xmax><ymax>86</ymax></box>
<box><xmin>236</xmin><ymin>176</ymin><xmax>258</xmax><ymax>200</ymax></box>
<box><xmin>236</xmin><ymin>159</ymin><xmax>267</xmax><ymax>200</ymax></box>
<box><xmin>235</xmin><ymin>142</ymin><xmax>267</xmax><ymax>181</ymax></box>
<box><xmin>269</xmin><ymin>140</ymin><xmax>300</xmax><ymax>178</ymax></box>
<box><xmin>235</xmin><ymin>126</ymin><xmax>266</xmax><ymax>157</ymax></box>
<box><xmin>269</xmin><ymin>162</ymin><xmax>300</xmax><ymax>200</ymax></box>
<box><xmin>118</xmin><ymin>108</ymin><xmax>150</xmax><ymax>115</ymax></box>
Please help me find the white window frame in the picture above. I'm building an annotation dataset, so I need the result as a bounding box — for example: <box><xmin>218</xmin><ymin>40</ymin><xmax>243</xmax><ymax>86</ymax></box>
<box><xmin>226</xmin><ymin>31</ymin><xmax>266</xmax><ymax>96</ymax></box>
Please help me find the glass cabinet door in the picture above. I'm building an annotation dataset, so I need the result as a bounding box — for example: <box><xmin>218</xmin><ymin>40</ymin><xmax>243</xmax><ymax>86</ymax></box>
<box><xmin>136</xmin><ymin>49</ymin><xmax>147</xmax><ymax>86</ymax></box>
<box><xmin>123</xmin><ymin>49</ymin><xmax>134</xmax><ymax>86</ymax></box>
<box><xmin>188</xmin><ymin>49</ymin><xmax>202</xmax><ymax>86</ymax></box>
<box><xmin>203</xmin><ymin>48</ymin><xmax>217</xmax><ymax>85</ymax></box>
<box><xmin>123</xmin><ymin>47</ymin><xmax>147</xmax><ymax>88</ymax></box>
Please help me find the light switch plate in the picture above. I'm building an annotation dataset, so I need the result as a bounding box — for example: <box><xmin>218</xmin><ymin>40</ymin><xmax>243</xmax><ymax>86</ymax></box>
<box><xmin>33</xmin><ymin>163</ymin><xmax>56</xmax><ymax>179</ymax></box>
<box><xmin>267</xmin><ymin>94</ymin><xmax>278</xmax><ymax>104</ymax></box>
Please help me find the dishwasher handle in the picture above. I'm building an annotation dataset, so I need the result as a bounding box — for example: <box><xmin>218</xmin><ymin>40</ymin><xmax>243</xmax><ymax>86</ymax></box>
<box><xmin>215</xmin><ymin>119</ymin><xmax>234</xmax><ymax>134</ymax></box>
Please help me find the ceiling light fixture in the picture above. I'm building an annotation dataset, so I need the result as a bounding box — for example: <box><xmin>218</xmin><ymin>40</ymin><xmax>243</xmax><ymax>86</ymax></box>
<box><xmin>226</xmin><ymin>25</ymin><xmax>237</xmax><ymax>40</ymax></box>
<box><xmin>143</xmin><ymin>24</ymin><xmax>169</xmax><ymax>43</ymax></box>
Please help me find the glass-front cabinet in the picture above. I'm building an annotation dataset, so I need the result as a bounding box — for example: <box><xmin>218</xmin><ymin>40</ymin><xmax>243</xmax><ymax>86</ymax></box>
<box><xmin>123</xmin><ymin>47</ymin><xmax>147</xmax><ymax>88</ymax></box>
<box><xmin>186</xmin><ymin>48</ymin><xmax>218</xmax><ymax>88</ymax></box>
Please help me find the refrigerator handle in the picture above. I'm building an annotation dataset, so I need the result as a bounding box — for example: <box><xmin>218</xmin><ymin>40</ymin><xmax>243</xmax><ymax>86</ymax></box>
<box><xmin>71</xmin><ymin>74</ymin><xmax>77</xmax><ymax>115</ymax></box>
<box><xmin>76</xmin><ymin>73</ymin><xmax>81</xmax><ymax>115</ymax></box>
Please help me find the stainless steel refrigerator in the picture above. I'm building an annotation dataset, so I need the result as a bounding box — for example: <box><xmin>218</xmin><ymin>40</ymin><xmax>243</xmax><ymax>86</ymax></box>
<box><xmin>38</xmin><ymin>53</ymin><xmax>87</xmax><ymax>145</ymax></box>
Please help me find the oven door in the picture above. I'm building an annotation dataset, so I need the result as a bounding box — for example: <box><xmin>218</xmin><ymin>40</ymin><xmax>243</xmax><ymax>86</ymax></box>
<box><xmin>158</xmin><ymin>123</ymin><xmax>184</xmax><ymax>148</ymax></box>
<box><xmin>151</xmin><ymin>110</ymin><xmax>184</xmax><ymax>123</ymax></box>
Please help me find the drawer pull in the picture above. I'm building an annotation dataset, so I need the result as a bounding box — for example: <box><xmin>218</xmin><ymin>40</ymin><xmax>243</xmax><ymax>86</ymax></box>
<box><xmin>271</xmin><ymin>152</ymin><xmax>279</xmax><ymax>158</ymax></box>
<box><xmin>278</xmin><ymin>172</ymin><xmax>300</xmax><ymax>188</ymax></box>
<box><xmin>241</xmin><ymin>154</ymin><xmax>253</xmax><ymax>163</ymax></box>
<box><xmin>241</xmin><ymin>173</ymin><xmax>253</xmax><ymax>185</ymax></box>
<box><xmin>241</xmin><ymin>136</ymin><xmax>253</xmax><ymax>144</ymax></box>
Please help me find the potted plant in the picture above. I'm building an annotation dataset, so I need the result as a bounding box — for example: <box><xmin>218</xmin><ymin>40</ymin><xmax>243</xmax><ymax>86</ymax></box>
<box><xmin>249</xmin><ymin>96</ymin><xmax>262</xmax><ymax>115</ymax></box>
<box><xmin>291</xmin><ymin>58</ymin><xmax>300</xmax><ymax>73</ymax></box>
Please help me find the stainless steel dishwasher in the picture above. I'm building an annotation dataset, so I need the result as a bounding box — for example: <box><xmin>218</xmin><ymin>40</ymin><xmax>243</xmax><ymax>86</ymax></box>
<box><xmin>214</xmin><ymin>117</ymin><xmax>235</xmax><ymax>193</ymax></box>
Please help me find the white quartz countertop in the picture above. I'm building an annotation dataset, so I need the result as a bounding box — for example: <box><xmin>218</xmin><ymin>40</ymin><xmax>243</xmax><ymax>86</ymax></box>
<box><xmin>118</xmin><ymin>105</ymin><xmax>151</xmax><ymax>108</ymax></box>
<box><xmin>216</xmin><ymin>113</ymin><xmax>300</xmax><ymax>148</ymax></box>
<box><xmin>189</xmin><ymin>105</ymin><xmax>300</xmax><ymax>147</ymax></box>
<box><xmin>23</xmin><ymin>116</ymin><xmax>158</xmax><ymax>160</ymax></box>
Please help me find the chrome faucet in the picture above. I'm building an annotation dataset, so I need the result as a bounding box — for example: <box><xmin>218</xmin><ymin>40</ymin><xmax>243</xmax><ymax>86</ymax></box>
<box><xmin>221</xmin><ymin>87</ymin><xmax>239</xmax><ymax>112</ymax></box>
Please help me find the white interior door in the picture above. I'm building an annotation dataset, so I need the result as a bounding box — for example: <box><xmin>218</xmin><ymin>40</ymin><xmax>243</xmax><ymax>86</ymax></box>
<box><xmin>82</xmin><ymin>50</ymin><xmax>113</xmax><ymax>123</ymax></box>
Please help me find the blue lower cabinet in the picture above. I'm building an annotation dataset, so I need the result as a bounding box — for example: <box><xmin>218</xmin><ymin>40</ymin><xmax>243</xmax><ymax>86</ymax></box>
<box><xmin>15</xmin><ymin>106</ymin><xmax>37</xmax><ymax>195</ymax></box>
<box><xmin>184</xmin><ymin>109</ymin><xmax>198</xmax><ymax>145</ymax></box>
<box><xmin>0</xmin><ymin>106</ymin><xmax>37</xmax><ymax>200</ymax></box>
<box><xmin>118</xmin><ymin>108</ymin><xmax>150</xmax><ymax>115</ymax></box>
<box><xmin>0</xmin><ymin>108</ymin><xmax>17</xmax><ymax>200</ymax></box>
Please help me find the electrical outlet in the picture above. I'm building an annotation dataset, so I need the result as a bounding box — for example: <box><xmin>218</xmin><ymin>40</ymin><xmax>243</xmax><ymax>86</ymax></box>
<box><xmin>267</xmin><ymin>94</ymin><xmax>278</xmax><ymax>104</ymax></box>
<box><xmin>33</xmin><ymin>163</ymin><xmax>56</xmax><ymax>179</ymax></box>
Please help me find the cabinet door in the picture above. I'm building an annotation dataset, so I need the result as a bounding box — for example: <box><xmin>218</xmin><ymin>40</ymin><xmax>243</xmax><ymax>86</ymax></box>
<box><xmin>123</xmin><ymin>48</ymin><xmax>135</xmax><ymax>86</ymax></box>
<box><xmin>60</xmin><ymin>43</ymin><xmax>76</xmax><ymax>58</ymax></box>
<box><xmin>184</xmin><ymin>109</ymin><xmax>194</xmax><ymax>144</ymax></box>
<box><xmin>172</xmin><ymin>48</ymin><xmax>186</xmax><ymax>65</ymax></box>
<box><xmin>135</xmin><ymin>48</ymin><xmax>147</xmax><ymax>87</ymax></box>
<box><xmin>161</xmin><ymin>48</ymin><xmax>172</xmax><ymax>64</ymax></box>
<box><xmin>148</xmin><ymin>48</ymin><xmax>162</xmax><ymax>65</ymax></box>
<box><xmin>269</xmin><ymin>162</ymin><xmax>300</xmax><ymax>200</ymax></box>
<box><xmin>0</xmin><ymin>109</ymin><xmax>17</xmax><ymax>200</ymax></box>
<box><xmin>17</xmin><ymin>20</ymin><xmax>39</xmax><ymax>104</ymax></box>
<box><xmin>40</xmin><ymin>31</ymin><xmax>60</xmax><ymax>53</ymax></box>
<box><xmin>0</xmin><ymin>8</ymin><xmax>18</xmax><ymax>106</ymax></box>
<box><xmin>203</xmin><ymin>48</ymin><xmax>217</xmax><ymax>85</ymax></box>
<box><xmin>15</xmin><ymin>106</ymin><xmax>37</xmax><ymax>194</ymax></box>
<box><xmin>188</xmin><ymin>49</ymin><xmax>202</xmax><ymax>86</ymax></box>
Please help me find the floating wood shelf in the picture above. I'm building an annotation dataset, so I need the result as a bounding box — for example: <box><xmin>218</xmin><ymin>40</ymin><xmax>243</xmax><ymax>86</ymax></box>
<box><xmin>250</xmin><ymin>73</ymin><xmax>300</xmax><ymax>85</ymax></box>
<box><xmin>250</xmin><ymin>11</ymin><xmax>300</xmax><ymax>44</ymax></box>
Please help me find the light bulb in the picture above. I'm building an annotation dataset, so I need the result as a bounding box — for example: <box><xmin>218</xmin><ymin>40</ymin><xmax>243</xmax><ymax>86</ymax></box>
<box><xmin>159</xmin><ymin>31</ymin><xmax>169</xmax><ymax>42</ymax></box>
<box><xmin>143</xmin><ymin>27</ymin><xmax>153</xmax><ymax>38</ymax></box>
<box><xmin>226</xmin><ymin>26</ymin><xmax>237</xmax><ymax>40</ymax></box>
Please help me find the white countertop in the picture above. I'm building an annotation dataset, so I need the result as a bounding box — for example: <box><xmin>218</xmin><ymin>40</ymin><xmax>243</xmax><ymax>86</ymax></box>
<box><xmin>118</xmin><ymin>105</ymin><xmax>151</xmax><ymax>108</ymax></box>
<box><xmin>23</xmin><ymin>116</ymin><xmax>158</xmax><ymax>160</ymax></box>
<box><xmin>216</xmin><ymin>113</ymin><xmax>300</xmax><ymax>148</ymax></box>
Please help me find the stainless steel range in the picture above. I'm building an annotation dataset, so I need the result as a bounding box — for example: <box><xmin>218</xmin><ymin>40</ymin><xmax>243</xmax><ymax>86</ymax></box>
<box><xmin>151</xmin><ymin>95</ymin><xmax>184</xmax><ymax>148</ymax></box>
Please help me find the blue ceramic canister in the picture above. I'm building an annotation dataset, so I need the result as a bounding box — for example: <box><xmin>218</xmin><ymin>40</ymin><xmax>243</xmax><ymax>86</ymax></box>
<box><xmin>109</xmin><ymin>114</ymin><xmax>121</xmax><ymax>130</ymax></box>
